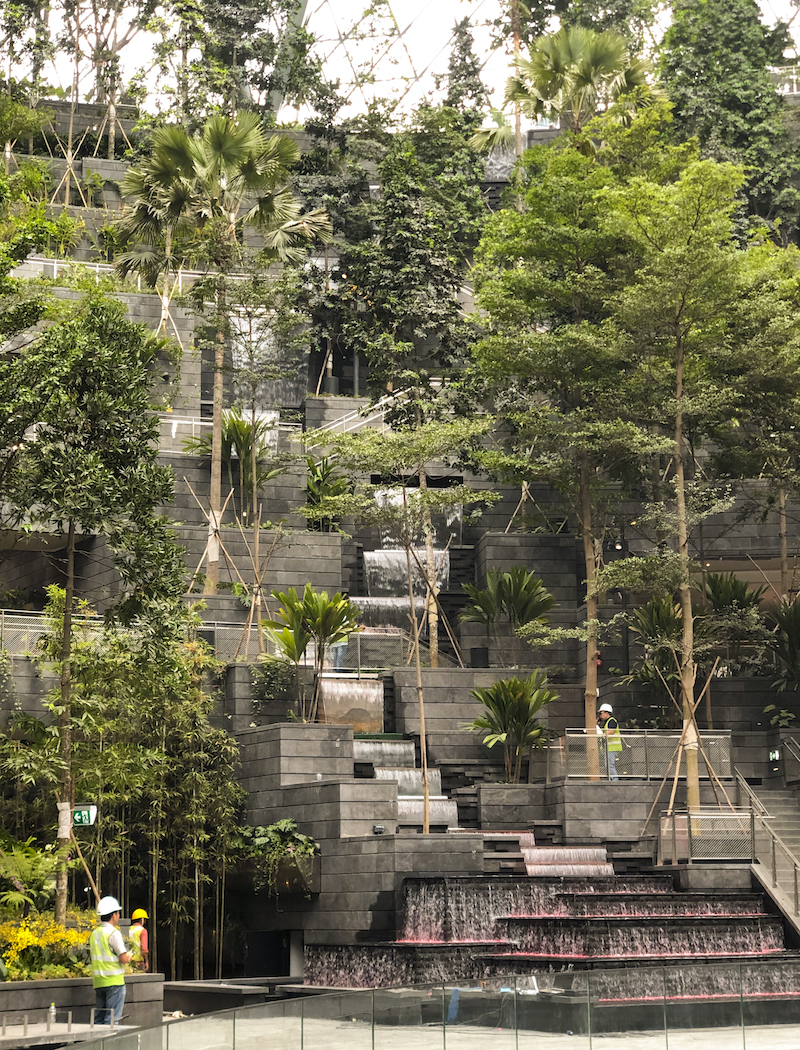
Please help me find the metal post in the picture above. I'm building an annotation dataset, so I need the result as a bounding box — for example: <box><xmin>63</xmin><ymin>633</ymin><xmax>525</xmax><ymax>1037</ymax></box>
<box><xmin>357</xmin><ymin>632</ymin><xmax>361</xmax><ymax>678</ymax></box>
<box><xmin>672</xmin><ymin>814</ymin><xmax>677</xmax><ymax>866</ymax></box>
<box><xmin>751</xmin><ymin>810</ymin><xmax>756</xmax><ymax>863</ymax></box>
<box><xmin>794</xmin><ymin>863</ymin><xmax>799</xmax><ymax>914</ymax></box>
<box><xmin>772</xmin><ymin>836</ymin><xmax>778</xmax><ymax>887</ymax></box>
<box><xmin>687</xmin><ymin>810</ymin><xmax>693</xmax><ymax>865</ymax></box>
<box><xmin>90</xmin><ymin>1009</ymin><xmax>95</xmax><ymax>1028</ymax></box>
<box><xmin>67</xmin><ymin>1011</ymin><xmax>72</xmax><ymax>1032</ymax></box>
<box><xmin>645</xmin><ymin>730</ymin><xmax>650</xmax><ymax>781</ymax></box>
<box><xmin>23</xmin><ymin>1016</ymin><xmax>28</xmax><ymax>1037</ymax></box>
<box><xmin>2</xmin><ymin>1016</ymin><xmax>6</xmax><ymax>1036</ymax></box>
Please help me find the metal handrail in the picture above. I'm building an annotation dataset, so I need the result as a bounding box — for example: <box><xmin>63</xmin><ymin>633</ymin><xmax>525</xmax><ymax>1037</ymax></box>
<box><xmin>307</xmin><ymin>389</ymin><xmax>411</xmax><ymax>443</ymax></box>
<box><xmin>734</xmin><ymin>766</ymin><xmax>800</xmax><ymax>913</ymax></box>
<box><xmin>783</xmin><ymin>736</ymin><xmax>800</xmax><ymax>771</ymax></box>
<box><xmin>734</xmin><ymin>767</ymin><xmax>770</xmax><ymax>817</ymax></box>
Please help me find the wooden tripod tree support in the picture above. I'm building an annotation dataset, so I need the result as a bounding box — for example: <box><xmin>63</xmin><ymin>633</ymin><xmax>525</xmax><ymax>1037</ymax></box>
<box><xmin>185</xmin><ymin>482</ymin><xmax>248</xmax><ymax>595</ymax></box>
<box><xmin>232</xmin><ymin>512</ymin><xmax>285</xmax><ymax>661</ymax></box>
<box><xmin>640</xmin><ymin>656</ymin><xmax>732</xmax><ymax>838</ymax></box>
<box><xmin>407</xmin><ymin>537</ymin><xmax>465</xmax><ymax>668</ymax></box>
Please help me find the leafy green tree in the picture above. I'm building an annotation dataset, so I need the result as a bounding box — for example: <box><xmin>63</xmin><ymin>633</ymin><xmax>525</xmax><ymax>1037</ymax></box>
<box><xmin>768</xmin><ymin>599</ymin><xmax>800</xmax><ymax>694</ymax></box>
<box><xmin>472</xmin><ymin>141</ymin><xmax>668</xmax><ymax>772</ymax></box>
<box><xmin>145</xmin><ymin>0</ymin><xmax>321</xmax><ymax>124</ymax></box>
<box><xmin>265</xmin><ymin>584</ymin><xmax>361</xmax><ymax>722</ymax></box>
<box><xmin>660</xmin><ymin>0</ymin><xmax>800</xmax><ymax>237</ymax></box>
<box><xmin>308</xmin><ymin>104</ymin><xmax>485</xmax><ymax>404</ymax></box>
<box><xmin>1</xmin><ymin>292</ymin><xmax>180</xmax><ymax>923</ymax></box>
<box><xmin>461</xmin><ymin>568</ymin><xmax>555</xmax><ymax>666</ymax></box>
<box><xmin>507</xmin><ymin>26</ymin><xmax>654</xmax><ymax>135</ymax></box>
<box><xmin>303</xmin><ymin>418</ymin><xmax>497</xmax><ymax>830</ymax></box>
<box><xmin>462</xmin><ymin>672</ymin><xmax>559</xmax><ymax>782</ymax></box>
<box><xmin>610</xmin><ymin>159</ymin><xmax>800</xmax><ymax>806</ymax></box>
<box><xmin>117</xmin><ymin>112</ymin><xmax>329</xmax><ymax>592</ymax></box>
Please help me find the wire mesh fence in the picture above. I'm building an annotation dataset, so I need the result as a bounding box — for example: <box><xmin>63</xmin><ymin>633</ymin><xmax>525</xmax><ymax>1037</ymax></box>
<box><xmin>556</xmin><ymin>730</ymin><xmax>733</xmax><ymax>780</ymax></box>
<box><xmin>0</xmin><ymin>610</ymin><xmax>448</xmax><ymax>671</ymax></box>
<box><xmin>659</xmin><ymin>809</ymin><xmax>755</xmax><ymax>864</ymax></box>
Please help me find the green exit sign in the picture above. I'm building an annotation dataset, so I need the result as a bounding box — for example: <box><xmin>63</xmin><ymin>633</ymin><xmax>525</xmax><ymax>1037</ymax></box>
<box><xmin>73</xmin><ymin>805</ymin><xmax>97</xmax><ymax>827</ymax></box>
<box><xmin>769</xmin><ymin>750</ymin><xmax>781</xmax><ymax>762</ymax></box>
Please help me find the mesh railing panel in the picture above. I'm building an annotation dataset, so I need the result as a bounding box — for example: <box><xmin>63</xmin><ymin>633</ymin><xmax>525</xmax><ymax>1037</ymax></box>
<box><xmin>659</xmin><ymin>811</ymin><xmax>754</xmax><ymax>864</ymax></box>
<box><xmin>562</xmin><ymin>730</ymin><xmax>732</xmax><ymax>780</ymax></box>
<box><xmin>0</xmin><ymin>611</ymin><xmax>445</xmax><ymax>671</ymax></box>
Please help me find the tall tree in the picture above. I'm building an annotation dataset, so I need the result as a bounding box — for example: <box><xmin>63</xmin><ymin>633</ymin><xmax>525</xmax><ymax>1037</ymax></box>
<box><xmin>507</xmin><ymin>26</ymin><xmax>654</xmax><ymax>135</ymax></box>
<box><xmin>660</xmin><ymin>0</ymin><xmax>800</xmax><ymax>238</ymax></box>
<box><xmin>472</xmin><ymin>141</ymin><xmax>666</xmax><ymax>772</ymax></box>
<box><xmin>2</xmin><ymin>292</ymin><xmax>180</xmax><ymax>922</ymax></box>
<box><xmin>610</xmin><ymin>159</ymin><xmax>800</xmax><ymax>807</ymax></box>
<box><xmin>116</xmin><ymin>112</ymin><xmax>329</xmax><ymax>592</ymax></box>
<box><xmin>145</xmin><ymin>0</ymin><xmax>320</xmax><ymax>125</ymax></box>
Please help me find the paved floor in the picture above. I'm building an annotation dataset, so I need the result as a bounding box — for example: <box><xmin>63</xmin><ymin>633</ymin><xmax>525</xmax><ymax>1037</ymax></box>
<box><xmin>131</xmin><ymin>1015</ymin><xmax>800</xmax><ymax>1050</ymax></box>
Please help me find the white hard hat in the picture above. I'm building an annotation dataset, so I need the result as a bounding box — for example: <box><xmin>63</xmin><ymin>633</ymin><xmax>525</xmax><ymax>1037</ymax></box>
<box><xmin>97</xmin><ymin>896</ymin><xmax>122</xmax><ymax>915</ymax></box>
<box><xmin>598</xmin><ymin>703</ymin><xmax>613</xmax><ymax>714</ymax></box>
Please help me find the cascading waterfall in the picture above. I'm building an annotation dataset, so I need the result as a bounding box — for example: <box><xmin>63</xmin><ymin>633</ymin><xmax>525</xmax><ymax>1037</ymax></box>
<box><xmin>317</xmin><ymin>677</ymin><xmax>384</xmax><ymax>733</ymax></box>
<box><xmin>363</xmin><ymin>549</ymin><xmax>450</xmax><ymax>597</ymax></box>
<box><xmin>353</xmin><ymin>739</ymin><xmax>416</xmax><ymax>767</ymax></box>
<box><xmin>351</xmin><ymin>596</ymin><xmax>425</xmax><ymax>630</ymax></box>
<box><xmin>374</xmin><ymin>767</ymin><xmax>443</xmax><ymax>796</ymax></box>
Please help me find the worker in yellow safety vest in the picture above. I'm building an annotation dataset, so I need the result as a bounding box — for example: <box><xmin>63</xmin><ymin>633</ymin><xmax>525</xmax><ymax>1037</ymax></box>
<box><xmin>89</xmin><ymin>896</ymin><xmax>131</xmax><ymax>1025</ymax></box>
<box><xmin>128</xmin><ymin>909</ymin><xmax>149</xmax><ymax>972</ymax></box>
<box><xmin>598</xmin><ymin>703</ymin><xmax>623</xmax><ymax>781</ymax></box>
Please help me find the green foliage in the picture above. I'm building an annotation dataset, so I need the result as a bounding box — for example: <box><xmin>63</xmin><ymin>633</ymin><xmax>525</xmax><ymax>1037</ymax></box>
<box><xmin>244</xmin><ymin>818</ymin><xmax>319</xmax><ymax>897</ymax></box>
<box><xmin>0</xmin><ymin>838</ymin><xmax>61</xmax><ymax>913</ymax></box>
<box><xmin>461</xmin><ymin>568</ymin><xmax>555</xmax><ymax>666</ymax></box>
<box><xmin>183</xmin><ymin>407</ymin><xmax>288</xmax><ymax>523</ymax></box>
<box><xmin>507</xmin><ymin>26</ymin><xmax>657</xmax><ymax>135</ymax></box>
<box><xmin>250</xmin><ymin>655</ymin><xmax>297</xmax><ymax>714</ymax></box>
<box><xmin>265</xmin><ymin>584</ymin><xmax>361</xmax><ymax>722</ymax></box>
<box><xmin>462</xmin><ymin>672</ymin><xmax>559</xmax><ymax>782</ymax></box>
<box><xmin>767</xmin><ymin>599</ymin><xmax>800</xmax><ymax>692</ymax></box>
<box><xmin>660</xmin><ymin>0</ymin><xmax>799</xmax><ymax>236</ymax></box>
<box><xmin>305</xmin><ymin>456</ymin><xmax>350</xmax><ymax>533</ymax></box>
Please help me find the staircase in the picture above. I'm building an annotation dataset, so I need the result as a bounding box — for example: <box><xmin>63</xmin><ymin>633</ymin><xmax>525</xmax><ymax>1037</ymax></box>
<box><xmin>752</xmin><ymin>786</ymin><xmax>800</xmax><ymax>855</ymax></box>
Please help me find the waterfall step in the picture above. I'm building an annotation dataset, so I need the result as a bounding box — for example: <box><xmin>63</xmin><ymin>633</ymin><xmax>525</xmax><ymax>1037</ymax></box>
<box><xmin>551</xmin><ymin>891</ymin><xmax>767</xmax><ymax>917</ymax></box>
<box><xmin>397</xmin><ymin>796</ymin><xmax>459</xmax><ymax>829</ymax></box>
<box><xmin>493</xmin><ymin>914</ymin><xmax>785</xmax><ymax>958</ymax></box>
<box><xmin>353</xmin><ymin>738</ymin><xmax>416</xmax><ymax>768</ymax></box>
<box><xmin>374</xmin><ymin>766</ymin><xmax>442</xmax><ymax>796</ymax></box>
<box><xmin>522</xmin><ymin>845</ymin><xmax>614</xmax><ymax>877</ymax></box>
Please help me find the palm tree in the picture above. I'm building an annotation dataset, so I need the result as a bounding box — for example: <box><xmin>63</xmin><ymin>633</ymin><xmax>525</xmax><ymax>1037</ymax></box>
<box><xmin>506</xmin><ymin>26</ymin><xmax>653</xmax><ymax>135</ymax></box>
<box><xmin>461</xmin><ymin>568</ymin><xmax>555</xmax><ymax>665</ymax></box>
<box><xmin>463</xmin><ymin>672</ymin><xmax>559</xmax><ymax>782</ymax></box>
<box><xmin>117</xmin><ymin>112</ymin><xmax>330</xmax><ymax>592</ymax></box>
<box><xmin>266</xmin><ymin>584</ymin><xmax>361</xmax><ymax>722</ymax></box>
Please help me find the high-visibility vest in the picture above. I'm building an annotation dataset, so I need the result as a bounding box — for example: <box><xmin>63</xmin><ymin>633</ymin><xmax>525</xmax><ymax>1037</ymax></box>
<box><xmin>89</xmin><ymin>924</ymin><xmax>125</xmax><ymax>988</ymax></box>
<box><xmin>605</xmin><ymin>716</ymin><xmax>623</xmax><ymax>752</ymax></box>
<box><xmin>129</xmin><ymin>924</ymin><xmax>145</xmax><ymax>963</ymax></box>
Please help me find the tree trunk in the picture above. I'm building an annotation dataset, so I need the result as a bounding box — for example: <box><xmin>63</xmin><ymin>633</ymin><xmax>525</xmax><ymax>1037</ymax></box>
<box><xmin>419</xmin><ymin>470</ymin><xmax>439</xmax><ymax>667</ymax></box>
<box><xmin>674</xmin><ymin>326</ymin><xmax>700</xmax><ymax>812</ymax></box>
<box><xmin>780</xmin><ymin>486</ymin><xmax>789</xmax><ymax>598</ymax></box>
<box><xmin>205</xmin><ymin>279</ymin><xmax>226</xmax><ymax>593</ymax></box>
<box><xmin>405</xmin><ymin>502</ymin><xmax>430</xmax><ymax>833</ymax></box>
<box><xmin>511</xmin><ymin>0</ymin><xmax>522</xmax><ymax>158</ymax></box>
<box><xmin>54</xmin><ymin>519</ymin><xmax>76</xmax><ymax>925</ymax></box>
<box><xmin>579</xmin><ymin>455</ymin><xmax>601</xmax><ymax>778</ymax></box>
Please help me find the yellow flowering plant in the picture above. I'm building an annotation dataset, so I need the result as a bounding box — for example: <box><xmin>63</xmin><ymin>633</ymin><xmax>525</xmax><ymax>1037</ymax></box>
<box><xmin>0</xmin><ymin>910</ymin><xmax>93</xmax><ymax>981</ymax></box>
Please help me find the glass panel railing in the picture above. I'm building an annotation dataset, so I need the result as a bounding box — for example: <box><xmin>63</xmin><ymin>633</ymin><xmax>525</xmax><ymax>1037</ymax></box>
<box><xmin>373</xmin><ymin>985</ymin><xmax>444</xmax><ymax>1049</ymax></box>
<box><xmin>65</xmin><ymin>960</ymin><xmax>800</xmax><ymax>1050</ymax></box>
<box><xmin>529</xmin><ymin>968</ymin><xmax>591</xmax><ymax>1049</ymax></box>
<box><xmin>741</xmin><ymin>957</ymin><xmax>800</xmax><ymax>1049</ymax></box>
<box><xmin>166</xmin><ymin>1010</ymin><xmax>234</xmax><ymax>1050</ymax></box>
<box><xmin>665</xmin><ymin>962</ymin><xmax>744</xmax><ymax>1050</ymax></box>
<box><xmin>301</xmin><ymin>988</ymin><xmax>373</xmax><ymax>1050</ymax></box>
<box><xmin>233</xmin><ymin>998</ymin><xmax>303</xmax><ymax>1050</ymax></box>
<box><xmin>587</xmin><ymin>964</ymin><xmax>667</xmax><ymax>1049</ymax></box>
<box><xmin>442</xmin><ymin>978</ymin><xmax>515</xmax><ymax>1049</ymax></box>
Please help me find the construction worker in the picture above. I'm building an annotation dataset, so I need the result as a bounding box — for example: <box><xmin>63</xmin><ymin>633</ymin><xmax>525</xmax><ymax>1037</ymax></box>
<box><xmin>128</xmin><ymin>909</ymin><xmax>149</xmax><ymax>972</ymax></box>
<box><xmin>598</xmin><ymin>703</ymin><xmax>623</xmax><ymax>781</ymax></box>
<box><xmin>89</xmin><ymin>896</ymin><xmax>131</xmax><ymax>1025</ymax></box>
